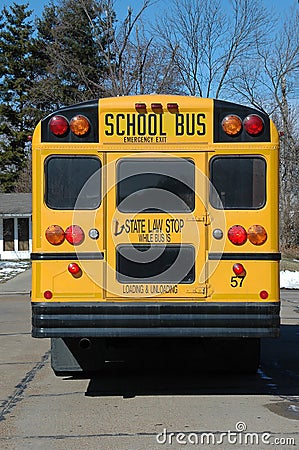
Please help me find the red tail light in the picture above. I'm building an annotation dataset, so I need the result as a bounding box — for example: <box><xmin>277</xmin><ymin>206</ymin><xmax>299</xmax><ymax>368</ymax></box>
<box><xmin>68</xmin><ymin>263</ymin><xmax>81</xmax><ymax>274</ymax></box>
<box><xmin>243</xmin><ymin>114</ymin><xmax>264</xmax><ymax>136</ymax></box>
<box><xmin>44</xmin><ymin>290</ymin><xmax>53</xmax><ymax>299</ymax></box>
<box><xmin>65</xmin><ymin>225</ymin><xmax>85</xmax><ymax>245</ymax></box>
<box><xmin>49</xmin><ymin>115</ymin><xmax>69</xmax><ymax>136</ymax></box>
<box><xmin>233</xmin><ymin>263</ymin><xmax>246</xmax><ymax>276</ymax></box>
<box><xmin>68</xmin><ymin>263</ymin><xmax>82</xmax><ymax>278</ymax></box>
<box><xmin>228</xmin><ymin>225</ymin><xmax>247</xmax><ymax>245</ymax></box>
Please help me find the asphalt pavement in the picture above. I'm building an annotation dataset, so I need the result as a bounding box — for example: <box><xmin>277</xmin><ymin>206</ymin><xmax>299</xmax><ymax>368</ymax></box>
<box><xmin>0</xmin><ymin>269</ymin><xmax>31</xmax><ymax>295</ymax></box>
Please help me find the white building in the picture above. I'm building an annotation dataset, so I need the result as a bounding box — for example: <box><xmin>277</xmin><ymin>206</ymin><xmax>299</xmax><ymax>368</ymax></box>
<box><xmin>0</xmin><ymin>193</ymin><xmax>32</xmax><ymax>260</ymax></box>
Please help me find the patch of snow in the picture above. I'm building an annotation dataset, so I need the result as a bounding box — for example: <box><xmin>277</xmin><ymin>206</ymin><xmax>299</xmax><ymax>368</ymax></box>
<box><xmin>280</xmin><ymin>270</ymin><xmax>299</xmax><ymax>289</ymax></box>
<box><xmin>0</xmin><ymin>261</ymin><xmax>31</xmax><ymax>283</ymax></box>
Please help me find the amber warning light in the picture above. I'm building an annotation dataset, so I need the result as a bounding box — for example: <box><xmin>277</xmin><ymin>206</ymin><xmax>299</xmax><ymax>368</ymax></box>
<box><xmin>45</xmin><ymin>225</ymin><xmax>65</xmax><ymax>245</ymax></box>
<box><xmin>221</xmin><ymin>115</ymin><xmax>242</xmax><ymax>136</ymax></box>
<box><xmin>70</xmin><ymin>115</ymin><xmax>90</xmax><ymax>136</ymax></box>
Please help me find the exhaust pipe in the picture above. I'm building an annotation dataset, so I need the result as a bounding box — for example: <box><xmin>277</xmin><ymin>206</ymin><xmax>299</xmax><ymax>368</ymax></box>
<box><xmin>79</xmin><ymin>338</ymin><xmax>92</xmax><ymax>350</ymax></box>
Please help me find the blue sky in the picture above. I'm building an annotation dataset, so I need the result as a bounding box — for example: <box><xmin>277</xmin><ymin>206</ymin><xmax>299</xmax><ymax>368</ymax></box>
<box><xmin>0</xmin><ymin>0</ymin><xmax>298</xmax><ymax>21</ymax></box>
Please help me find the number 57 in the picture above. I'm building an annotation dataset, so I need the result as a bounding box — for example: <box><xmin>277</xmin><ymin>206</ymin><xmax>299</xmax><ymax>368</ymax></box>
<box><xmin>230</xmin><ymin>276</ymin><xmax>245</xmax><ymax>288</ymax></box>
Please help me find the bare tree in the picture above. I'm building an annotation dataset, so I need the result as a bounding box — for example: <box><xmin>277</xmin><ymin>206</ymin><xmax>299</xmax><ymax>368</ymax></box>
<box><xmin>155</xmin><ymin>0</ymin><xmax>272</xmax><ymax>98</ymax></box>
<box><xmin>232</xmin><ymin>5</ymin><xmax>299</xmax><ymax>249</ymax></box>
<box><xmin>81</xmin><ymin>0</ymin><xmax>181</xmax><ymax>96</ymax></box>
<box><xmin>156</xmin><ymin>0</ymin><xmax>298</xmax><ymax>249</ymax></box>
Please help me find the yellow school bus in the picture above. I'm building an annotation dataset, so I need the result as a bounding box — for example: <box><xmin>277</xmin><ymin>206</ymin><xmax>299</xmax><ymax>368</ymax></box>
<box><xmin>31</xmin><ymin>95</ymin><xmax>280</xmax><ymax>374</ymax></box>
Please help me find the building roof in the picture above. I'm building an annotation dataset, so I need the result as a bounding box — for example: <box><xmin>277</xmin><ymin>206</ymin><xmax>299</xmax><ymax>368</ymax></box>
<box><xmin>0</xmin><ymin>193</ymin><xmax>32</xmax><ymax>215</ymax></box>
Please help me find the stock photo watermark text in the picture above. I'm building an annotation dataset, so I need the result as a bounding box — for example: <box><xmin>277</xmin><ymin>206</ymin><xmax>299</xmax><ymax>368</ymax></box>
<box><xmin>156</xmin><ymin>422</ymin><xmax>296</xmax><ymax>446</ymax></box>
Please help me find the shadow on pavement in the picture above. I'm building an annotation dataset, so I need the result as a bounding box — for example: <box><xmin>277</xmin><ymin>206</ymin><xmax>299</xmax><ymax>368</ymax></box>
<box><xmin>80</xmin><ymin>324</ymin><xmax>299</xmax><ymax>398</ymax></box>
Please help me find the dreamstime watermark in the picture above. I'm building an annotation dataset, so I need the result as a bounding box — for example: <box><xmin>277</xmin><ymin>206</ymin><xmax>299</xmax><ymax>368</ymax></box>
<box><xmin>156</xmin><ymin>422</ymin><xmax>296</xmax><ymax>446</ymax></box>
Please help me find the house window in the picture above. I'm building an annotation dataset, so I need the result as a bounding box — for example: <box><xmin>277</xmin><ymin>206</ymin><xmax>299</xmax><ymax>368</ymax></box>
<box><xmin>2</xmin><ymin>217</ymin><xmax>30</xmax><ymax>252</ymax></box>
<box><xmin>3</xmin><ymin>218</ymin><xmax>14</xmax><ymax>251</ymax></box>
<box><xmin>18</xmin><ymin>218</ymin><xmax>29</xmax><ymax>251</ymax></box>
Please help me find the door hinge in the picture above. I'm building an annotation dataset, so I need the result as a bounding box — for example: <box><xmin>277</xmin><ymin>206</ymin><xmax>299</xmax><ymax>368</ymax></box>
<box><xmin>186</xmin><ymin>213</ymin><xmax>211</xmax><ymax>226</ymax></box>
<box><xmin>186</xmin><ymin>283</ymin><xmax>208</xmax><ymax>296</ymax></box>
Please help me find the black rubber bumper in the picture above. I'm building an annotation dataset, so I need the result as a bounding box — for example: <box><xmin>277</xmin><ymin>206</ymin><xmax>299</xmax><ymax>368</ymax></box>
<box><xmin>32</xmin><ymin>301</ymin><xmax>280</xmax><ymax>338</ymax></box>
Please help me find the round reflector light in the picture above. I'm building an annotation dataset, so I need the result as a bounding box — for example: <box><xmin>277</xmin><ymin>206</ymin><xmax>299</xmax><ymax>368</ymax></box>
<box><xmin>213</xmin><ymin>228</ymin><xmax>223</xmax><ymax>240</ymax></box>
<box><xmin>260</xmin><ymin>290</ymin><xmax>269</xmax><ymax>299</ymax></box>
<box><xmin>70</xmin><ymin>115</ymin><xmax>90</xmax><ymax>136</ymax></box>
<box><xmin>65</xmin><ymin>225</ymin><xmax>85</xmax><ymax>245</ymax></box>
<box><xmin>45</xmin><ymin>225</ymin><xmax>65</xmax><ymax>245</ymax></box>
<box><xmin>89</xmin><ymin>228</ymin><xmax>100</xmax><ymax>240</ymax></box>
<box><xmin>44</xmin><ymin>290</ymin><xmax>53</xmax><ymax>299</ymax></box>
<box><xmin>49</xmin><ymin>115</ymin><xmax>69</xmax><ymax>136</ymax></box>
<box><xmin>221</xmin><ymin>115</ymin><xmax>242</xmax><ymax>136</ymax></box>
<box><xmin>243</xmin><ymin>114</ymin><xmax>264</xmax><ymax>136</ymax></box>
<box><xmin>228</xmin><ymin>225</ymin><xmax>247</xmax><ymax>245</ymax></box>
<box><xmin>247</xmin><ymin>224</ymin><xmax>267</xmax><ymax>245</ymax></box>
<box><xmin>233</xmin><ymin>263</ymin><xmax>246</xmax><ymax>276</ymax></box>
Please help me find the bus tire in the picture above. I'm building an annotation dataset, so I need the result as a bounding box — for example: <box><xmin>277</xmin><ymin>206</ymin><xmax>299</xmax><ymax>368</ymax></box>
<box><xmin>225</xmin><ymin>338</ymin><xmax>260</xmax><ymax>374</ymax></box>
<box><xmin>205</xmin><ymin>338</ymin><xmax>261</xmax><ymax>374</ymax></box>
<box><xmin>237</xmin><ymin>338</ymin><xmax>261</xmax><ymax>373</ymax></box>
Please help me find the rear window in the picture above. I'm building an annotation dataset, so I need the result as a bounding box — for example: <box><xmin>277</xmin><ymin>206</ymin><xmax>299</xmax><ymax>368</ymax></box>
<box><xmin>210</xmin><ymin>156</ymin><xmax>266</xmax><ymax>209</ymax></box>
<box><xmin>117</xmin><ymin>158</ymin><xmax>195</xmax><ymax>213</ymax></box>
<box><xmin>116</xmin><ymin>244</ymin><xmax>195</xmax><ymax>284</ymax></box>
<box><xmin>45</xmin><ymin>156</ymin><xmax>101</xmax><ymax>209</ymax></box>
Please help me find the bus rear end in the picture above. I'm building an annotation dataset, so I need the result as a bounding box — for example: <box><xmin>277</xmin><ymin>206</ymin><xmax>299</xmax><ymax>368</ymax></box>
<box><xmin>31</xmin><ymin>95</ymin><xmax>280</xmax><ymax>374</ymax></box>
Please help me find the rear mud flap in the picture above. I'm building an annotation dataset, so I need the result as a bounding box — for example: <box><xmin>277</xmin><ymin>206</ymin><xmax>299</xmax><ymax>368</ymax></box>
<box><xmin>51</xmin><ymin>337</ymin><xmax>106</xmax><ymax>375</ymax></box>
